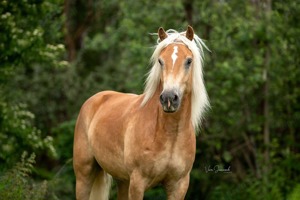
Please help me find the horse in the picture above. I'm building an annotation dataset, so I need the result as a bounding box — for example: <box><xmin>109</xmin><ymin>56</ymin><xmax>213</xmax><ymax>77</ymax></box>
<box><xmin>73</xmin><ymin>25</ymin><xmax>209</xmax><ymax>200</ymax></box>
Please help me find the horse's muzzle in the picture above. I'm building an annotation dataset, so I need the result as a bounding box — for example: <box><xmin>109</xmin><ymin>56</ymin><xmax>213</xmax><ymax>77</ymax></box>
<box><xmin>160</xmin><ymin>90</ymin><xmax>181</xmax><ymax>113</ymax></box>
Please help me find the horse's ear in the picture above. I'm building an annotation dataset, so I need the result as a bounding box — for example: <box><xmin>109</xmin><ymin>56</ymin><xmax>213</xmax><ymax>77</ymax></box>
<box><xmin>158</xmin><ymin>27</ymin><xmax>168</xmax><ymax>41</ymax></box>
<box><xmin>186</xmin><ymin>25</ymin><xmax>194</xmax><ymax>41</ymax></box>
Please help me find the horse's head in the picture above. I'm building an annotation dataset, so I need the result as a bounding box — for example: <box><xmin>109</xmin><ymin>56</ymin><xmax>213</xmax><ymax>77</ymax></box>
<box><xmin>158</xmin><ymin>26</ymin><xmax>194</xmax><ymax>113</ymax></box>
<box><xmin>142</xmin><ymin>26</ymin><xmax>209</xmax><ymax>127</ymax></box>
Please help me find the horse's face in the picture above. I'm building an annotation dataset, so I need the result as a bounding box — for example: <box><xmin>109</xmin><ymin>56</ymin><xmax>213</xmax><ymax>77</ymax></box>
<box><xmin>158</xmin><ymin>27</ymin><xmax>194</xmax><ymax>113</ymax></box>
<box><xmin>158</xmin><ymin>44</ymin><xmax>193</xmax><ymax>113</ymax></box>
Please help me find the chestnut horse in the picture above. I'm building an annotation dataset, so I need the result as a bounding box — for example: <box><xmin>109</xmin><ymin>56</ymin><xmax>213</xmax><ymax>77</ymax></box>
<box><xmin>73</xmin><ymin>26</ymin><xmax>209</xmax><ymax>200</ymax></box>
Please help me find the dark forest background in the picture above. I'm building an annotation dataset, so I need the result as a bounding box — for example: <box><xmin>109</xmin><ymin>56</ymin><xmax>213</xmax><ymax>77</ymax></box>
<box><xmin>1</xmin><ymin>0</ymin><xmax>300</xmax><ymax>199</ymax></box>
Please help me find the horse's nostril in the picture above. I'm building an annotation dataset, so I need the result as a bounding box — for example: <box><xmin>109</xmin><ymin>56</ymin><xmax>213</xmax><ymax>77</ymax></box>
<box><xmin>173</xmin><ymin>94</ymin><xmax>178</xmax><ymax>102</ymax></box>
<box><xmin>160</xmin><ymin>94</ymin><xmax>164</xmax><ymax>103</ymax></box>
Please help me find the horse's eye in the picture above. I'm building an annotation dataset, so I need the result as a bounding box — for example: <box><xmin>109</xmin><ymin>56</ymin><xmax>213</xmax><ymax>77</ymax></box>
<box><xmin>158</xmin><ymin>58</ymin><xmax>164</xmax><ymax>67</ymax></box>
<box><xmin>185</xmin><ymin>58</ymin><xmax>193</xmax><ymax>69</ymax></box>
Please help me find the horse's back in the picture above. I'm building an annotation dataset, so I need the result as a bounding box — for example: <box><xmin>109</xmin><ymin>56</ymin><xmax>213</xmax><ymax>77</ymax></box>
<box><xmin>77</xmin><ymin>91</ymin><xmax>140</xmax><ymax>126</ymax></box>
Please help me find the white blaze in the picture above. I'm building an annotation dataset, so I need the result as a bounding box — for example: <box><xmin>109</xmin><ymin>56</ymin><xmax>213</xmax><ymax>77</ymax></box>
<box><xmin>171</xmin><ymin>46</ymin><xmax>178</xmax><ymax>69</ymax></box>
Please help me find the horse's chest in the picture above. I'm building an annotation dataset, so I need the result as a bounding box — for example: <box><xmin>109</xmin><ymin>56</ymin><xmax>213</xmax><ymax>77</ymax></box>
<box><xmin>166</xmin><ymin>146</ymin><xmax>194</xmax><ymax>177</ymax></box>
<box><xmin>140</xmin><ymin>143</ymin><xmax>194</xmax><ymax>180</ymax></box>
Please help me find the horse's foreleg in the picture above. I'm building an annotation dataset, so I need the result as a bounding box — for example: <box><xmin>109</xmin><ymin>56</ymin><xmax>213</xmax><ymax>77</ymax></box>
<box><xmin>165</xmin><ymin>174</ymin><xmax>190</xmax><ymax>200</ymax></box>
<box><xmin>128</xmin><ymin>170</ymin><xmax>147</xmax><ymax>200</ymax></box>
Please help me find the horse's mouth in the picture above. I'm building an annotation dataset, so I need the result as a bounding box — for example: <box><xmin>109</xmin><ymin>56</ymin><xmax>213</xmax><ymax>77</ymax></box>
<box><xmin>162</xmin><ymin>105</ymin><xmax>178</xmax><ymax>113</ymax></box>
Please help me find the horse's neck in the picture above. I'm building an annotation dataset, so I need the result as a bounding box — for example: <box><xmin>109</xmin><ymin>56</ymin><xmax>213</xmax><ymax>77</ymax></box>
<box><xmin>148</xmin><ymin>85</ymin><xmax>193</xmax><ymax>134</ymax></box>
<box><xmin>160</xmin><ymin>96</ymin><xmax>192</xmax><ymax>134</ymax></box>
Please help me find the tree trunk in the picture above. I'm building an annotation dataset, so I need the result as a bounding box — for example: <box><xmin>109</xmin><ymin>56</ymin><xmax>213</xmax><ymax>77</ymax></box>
<box><xmin>262</xmin><ymin>0</ymin><xmax>272</xmax><ymax>176</ymax></box>
<box><xmin>64</xmin><ymin>0</ymin><xmax>96</xmax><ymax>62</ymax></box>
<box><xmin>182</xmin><ymin>0</ymin><xmax>193</xmax><ymax>25</ymax></box>
<box><xmin>251</xmin><ymin>0</ymin><xmax>272</xmax><ymax>178</ymax></box>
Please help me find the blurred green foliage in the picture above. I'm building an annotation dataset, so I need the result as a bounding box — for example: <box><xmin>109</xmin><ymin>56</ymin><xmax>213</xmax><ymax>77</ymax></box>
<box><xmin>0</xmin><ymin>152</ymin><xmax>47</xmax><ymax>200</ymax></box>
<box><xmin>0</xmin><ymin>0</ymin><xmax>299</xmax><ymax>199</ymax></box>
<box><xmin>0</xmin><ymin>102</ymin><xmax>56</xmax><ymax>168</ymax></box>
